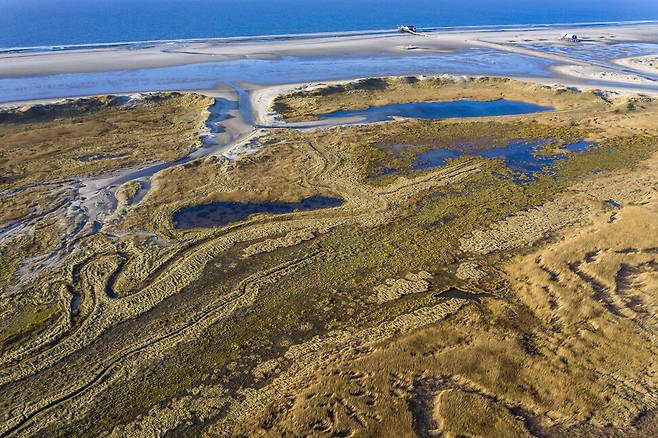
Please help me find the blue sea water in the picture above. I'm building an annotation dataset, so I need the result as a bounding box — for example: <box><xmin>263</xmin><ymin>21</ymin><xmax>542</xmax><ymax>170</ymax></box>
<box><xmin>2</xmin><ymin>0</ymin><xmax>658</xmax><ymax>50</ymax></box>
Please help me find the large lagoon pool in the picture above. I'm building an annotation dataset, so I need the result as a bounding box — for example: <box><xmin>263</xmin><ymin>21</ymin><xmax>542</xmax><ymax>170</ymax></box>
<box><xmin>318</xmin><ymin>99</ymin><xmax>553</xmax><ymax>122</ymax></box>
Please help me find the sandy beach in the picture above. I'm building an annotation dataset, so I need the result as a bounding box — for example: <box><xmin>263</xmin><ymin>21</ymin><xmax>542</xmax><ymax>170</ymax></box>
<box><xmin>0</xmin><ymin>22</ymin><xmax>657</xmax><ymax>106</ymax></box>
<box><xmin>1</xmin><ymin>23</ymin><xmax>657</xmax><ymax>78</ymax></box>
<box><xmin>615</xmin><ymin>54</ymin><xmax>658</xmax><ymax>74</ymax></box>
<box><xmin>552</xmin><ymin>64</ymin><xmax>658</xmax><ymax>86</ymax></box>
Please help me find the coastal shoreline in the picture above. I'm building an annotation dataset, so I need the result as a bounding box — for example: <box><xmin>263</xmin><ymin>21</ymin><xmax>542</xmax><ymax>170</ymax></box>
<box><xmin>3</xmin><ymin>2</ymin><xmax>658</xmax><ymax>433</ymax></box>
<box><xmin>1</xmin><ymin>23</ymin><xmax>657</xmax><ymax>79</ymax></box>
<box><xmin>1</xmin><ymin>23</ymin><xmax>658</xmax><ymax>106</ymax></box>
<box><xmin>3</xmin><ymin>71</ymin><xmax>658</xmax><ymax>115</ymax></box>
<box><xmin>4</xmin><ymin>20</ymin><xmax>656</xmax><ymax>55</ymax></box>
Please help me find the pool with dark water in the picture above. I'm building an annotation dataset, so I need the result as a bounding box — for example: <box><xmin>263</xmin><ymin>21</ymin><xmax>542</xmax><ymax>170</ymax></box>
<box><xmin>318</xmin><ymin>99</ymin><xmax>553</xmax><ymax>122</ymax></box>
<box><xmin>173</xmin><ymin>195</ymin><xmax>344</xmax><ymax>229</ymax></box>
<box><xmin>438</xmin><ymin>289</ymin><xmax>494</xmax><ymax>303</ymax></box>
<box><xmin>376</xmin><ymin>139</ymin><xmax>597</xmax><ymax>183</ymax></box>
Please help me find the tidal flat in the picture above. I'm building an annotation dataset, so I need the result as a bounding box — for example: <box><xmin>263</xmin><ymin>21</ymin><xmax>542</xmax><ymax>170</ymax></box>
<box><xmin>0</xmin><ymin>77</ymin><xmax>657</xmax><ymax>437</ymax></box>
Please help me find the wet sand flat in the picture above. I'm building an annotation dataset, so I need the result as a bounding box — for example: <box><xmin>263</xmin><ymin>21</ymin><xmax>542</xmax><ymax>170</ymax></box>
<box><xmin>1</xmin><ymin>23</ymin><xmax>658</xmax><ymax>105</ymax></box>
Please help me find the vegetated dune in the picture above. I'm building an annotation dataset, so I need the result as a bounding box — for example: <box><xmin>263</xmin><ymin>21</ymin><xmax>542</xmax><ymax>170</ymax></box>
<box><xmin>272</xmin><ymin>76</ymin><xmax>598</xmax><ymax>121</ymax></box>
<box><xmin>1</xmin><ymin>77</ymin><xmax>657</xmax><ymax>437</ymax></box>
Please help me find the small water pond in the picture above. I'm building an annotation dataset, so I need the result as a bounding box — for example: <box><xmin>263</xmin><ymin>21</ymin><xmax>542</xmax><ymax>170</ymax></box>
<box><xmin>437</xmin><ymin>289</ymin><xmax>494</xmax><ymax>303</ymax></box>
<box><xmin>374</xmin><ymin>139</ymin><xmax>597</xmax><ymax>183</ymax></box>
<box><xmin>173</xmin><ymin>195</ymin><xmax>344</xmax><ymax>229</ymax></box>
<box><xmin>318</xmin><ymin>99</ymin><xmax>553</xmax><ymax>122</ymax></box>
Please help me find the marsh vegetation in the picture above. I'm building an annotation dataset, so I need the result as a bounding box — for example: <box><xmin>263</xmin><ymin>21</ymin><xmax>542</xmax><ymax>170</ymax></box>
<box><xmin>1</xmin><ymin>77</ymin><xmax>657</xmax><ymax>437</ymax></box>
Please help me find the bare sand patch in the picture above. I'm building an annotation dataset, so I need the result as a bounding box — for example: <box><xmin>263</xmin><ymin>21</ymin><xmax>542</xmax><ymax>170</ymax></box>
<box><xmin>615</xmin><ymin>54</ymin><xmax>658</xmax><ymax>75</ymax></box>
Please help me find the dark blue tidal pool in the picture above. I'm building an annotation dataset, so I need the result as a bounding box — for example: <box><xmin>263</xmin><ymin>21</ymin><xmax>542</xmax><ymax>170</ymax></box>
<box><xmin>319</xmin><ymin>99</ymin><xmax>553</xmax><ymax>122</ymax></box>
<box><xmin>173</xmin><ymin>195</ymin><xmax>344</xmax><ymax>229</ymax></box>
<box><xmin>422</xmin><ymin>139</ymin><xmax>597</xmax><ymax>182</ymax></box>
<box><xmin>375</xmin><ymin>139</ymin><xmax>597</xmax><ymax>183</ymax></box>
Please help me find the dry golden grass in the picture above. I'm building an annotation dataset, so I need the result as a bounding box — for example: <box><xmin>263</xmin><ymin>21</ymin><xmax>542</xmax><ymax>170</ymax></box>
<box><xmin>225</xmin><ymin>151</ymin><xmax>658</xmax><ymax>437</ymax></box>
<box><xmin>433</xmin><ymin>389</ymin><xmax>531</xmax><ymax>438</ymax></box>
<box><xmin>0</xmin><ymin>93</ymin><xmax>212</xmax><ymax>190</ymax></box>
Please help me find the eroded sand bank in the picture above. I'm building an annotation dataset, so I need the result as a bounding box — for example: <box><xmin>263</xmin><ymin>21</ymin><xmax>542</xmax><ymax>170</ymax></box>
<box><xmin>615</xmin><ymin>54</ymin><xmax>658</xmax><ymax>74</ymax></box>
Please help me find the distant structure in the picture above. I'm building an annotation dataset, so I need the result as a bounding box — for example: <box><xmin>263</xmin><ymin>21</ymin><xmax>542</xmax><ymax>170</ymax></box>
<box><xmin>398</xmin><ymin>25</ymin><xmax>419</xmax><ymax>35</ymax></box>
<box><xmin>561</xmin><ymin>33</ymin><xmax>580</xmax><ymax>42</ymax></box>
